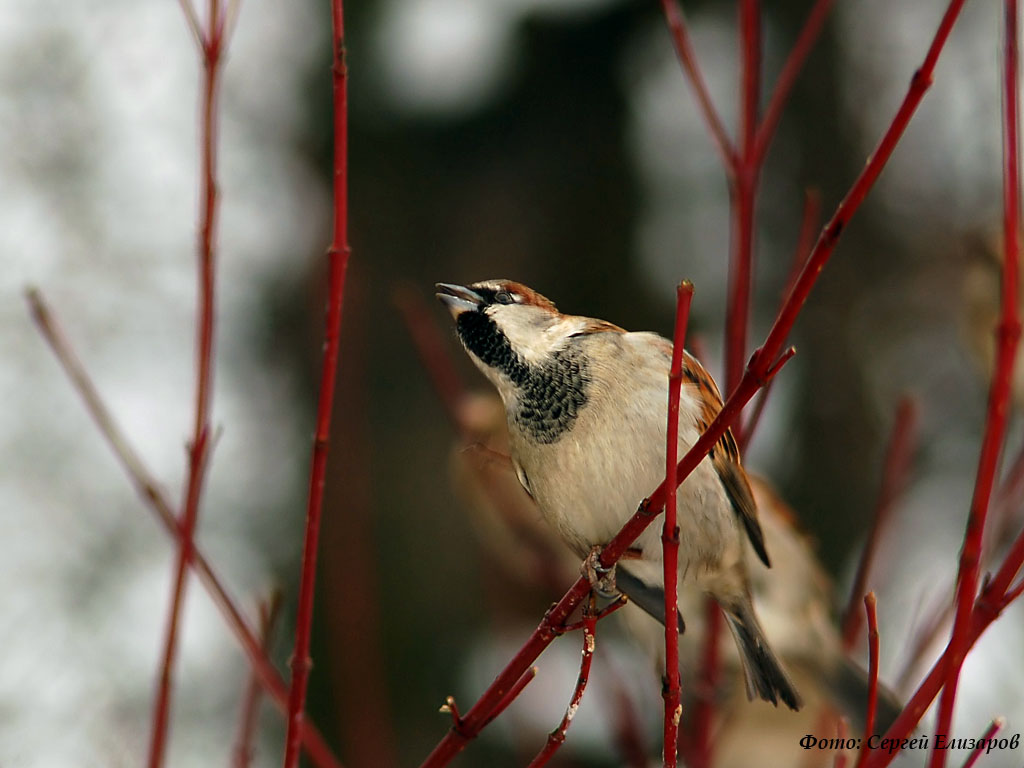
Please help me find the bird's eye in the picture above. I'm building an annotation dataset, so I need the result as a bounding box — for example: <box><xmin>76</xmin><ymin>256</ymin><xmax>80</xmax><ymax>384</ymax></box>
<box><xmin>494</xmin><ymin>291</ymin><xmax>515</xmax><ymax>305</ymax></box>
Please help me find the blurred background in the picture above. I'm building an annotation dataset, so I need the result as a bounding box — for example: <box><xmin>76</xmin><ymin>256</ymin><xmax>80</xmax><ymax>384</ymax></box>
<box><xmin>3</xmin><ymin>0</ymin><xmax>1024</xmax><ymax>765</ymax></box>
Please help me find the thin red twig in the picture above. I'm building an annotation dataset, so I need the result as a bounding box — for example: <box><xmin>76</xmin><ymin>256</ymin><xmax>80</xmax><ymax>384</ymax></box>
<box><xmin>929</xmin><ymin>1</ymin><xmax>1021</xmax><ymax>763</ymax></box>
<box><xmin>863</xmin><ymin>524</ymin><xmax>1024</xmax><ymax>768</ymax></box>
<box><xmin>833</xmin><ymin>717</ymin><xmax>851</xmax><ymax>768</ymax></box>
<box><xmin>739</xmin><ymin>189</ymin><xmax>821</xmax><ymax>452</ymax></box>
<box><xmin>987</xmin><ymin>439</ymin><xmax>1024</xmax><ymax>558</ymax></box>
<box><xmin>960</xmin><ymin>717</ymin><xmax>1005</xmax><ymax>768</ymax></box>
<box><xmin>24</xmin><ymin>291</ymin><xmax>343</xmax><ymax>768</ymax></box>
<box><xmin>282</xmin><ymin>0</ymin><xmax>351</xmax><ymax>764</ymax></box>
<box><xmin>854</xmin><ymin>593</ymin><xmax>880</xmax><ymax>768</ymax></box>
<box><xmin>753</xmin><ymin>0</ymin><xmax>837</xmax><ymax>164</ymax></box>
<box><xmin>600</xmin><ymin>658</ymin><xmax>649</xmax><ymax>768</ymax></box>
<box><xmin>233</xmin><ymin>592</ymin><xmax>283</xmax><ymax>768</ymax></box>
<box><xmin>790</xmin><ymin>189</ymin><xmax>823</xmax><ymax>291</ymax></box>
<box><xmin>526</xmin><ymin>610</ymin><xmax>598</xmax><ymax>768</ymax></box>
<box><xmin>1005</xmin><ymin>576</ymin><xmax>1024</xmax><ymax>603</ymax></box>
<box><xmin>177</xmin><ymin>0</ymin><xmax>203</xmax><ymax>48</ymax></box>
<box><xmin>724</xmin><ymin>0</ymin><xmax>762</xmax><ymax>403</ymax></box>
<box><xmin>480</xmin><ymin>667</ymin><xmax>538</xmax><ymax>729</ymax></box>
<box><xmin>686</xmin><ymin>602</ymin><xmax>722</xmax><ymax>768</ymax></box>
<box><xmin>148</xmin><ymin>4</ymin><xmax>224</xmax><ymax>764</ymax></box>
<box><xmin>842</xmin><ymin>397</ymin><xmax>918</xmax><ymax>649</ymax></box>
<box><xmin>662</xmin><ymin>281</ymin><xmax>694</xmax><ymax>768</ymax></box>
<box><xmin>420</xmin><ymin>0</ymin><xmax>966</xmax><ymax>758</ymax></box>
<box><xmin>561</xmin><ymin>596</ymin><xmax>629</xmax><ymax>632</ymax></box>
<box><xmin>693</xmin><ymin>6</ymin><xmax>762</xmax><ymax>760</ymax></box>
<box><xmin>900</xmin><ymin>427</ymin><xmax>1024</xmax><ymax>689</ymax></box>
<box><xmin>658</xmin><ymin>0</ymin><xmax>738</xmax><ymax>173</ymax></box>
<box><xmin>739</xmin><ymin>0</ymin><xmax>760</xmax><ymax>160</ymax></box>
<box><xmin>393</xmin><ymin>284</ymin><xmax>469</xmax><ymax>430</ymax></box>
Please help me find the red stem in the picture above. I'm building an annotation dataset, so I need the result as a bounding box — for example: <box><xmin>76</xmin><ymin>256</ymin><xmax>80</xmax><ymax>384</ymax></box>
<box><xmin>929</xmin><ymin>1</ymin><xmax>1021</xmax><ymax>763</ymax></box>
<box><xmin>480</xmin><ymin>667</ymin><xmax>538</xmax><ymax>729</ymax></box>
<box><xmin>791</xmin><ymin>189</ymin><xmax>823</xmax><ymax>289</ymax></box>
<box><xmin>842</xmin><ymin>397</ymin><xmax>918</xmax><ymax>649</ymax></box>
<box><xmin>420</xmin><ymin>0</ymin><xmax>967</xmax><ymax>759</ymax></box>
<box><xmin>960</xmin><ymin>717</ymin><xmax>1005</xmax><ymax>768</ymax></box>
<box><xmin>833</xmin><ymin>717</ymin><xmax>851</xmax><ymax>768</ymax></box>
<box><xmin>753</xmin><ymin>0</ymin><xmax>837</xmax><ymax>164</ymax></box>
<box><xmin>687</xmin><ymin>603</ymin><xmax>723</xmax><ymax>768</ymax></box>
<box><xmin>726</xmin><ymin>177</ymin><xmax>757</xmax><ymax>406</ymax></box>
<box><xmin>25</xmin><ymin>297</ymin><xmax>344</xmax><ymax>768</ymax></box>
<box><xmin>724</xmin><ymin>0</ymin><xmax>762</xmax><ymax>402</ymax></box>
<box><xmin>662</xmin><ymin>282</ymin><xmax>693</xmax><ymax>768</ymax></box>
<box><xmin>393</xmin><ymin>285</ymin><xmax>469</xmax><ymax>430</ymax></box>
<box><xmin>695</xmin><ymin>7</ymin><xmax>761</xmax><ymax>760</ymax></box>
<box><xmin>987</xmin><ymin>438</ymin><xmax>1024</xmax><ymax>557</ymax></box>
<box><xmin>282</xmin><ymin>0</ymin><xmax>351</xmax><ymax>765</ymax></box>
<box><xmin>854</xmin><ymin>593</ymin><xmax>880</xmax><ymax>768</ymax></box>
<box><xmin>148</xmin><ymin>6</ymin><xmax>223</xmax><ymax>766</ymax></box>
<box><xmin>601</xmin><ymin>659</ymin><xmax>649</xmax><ymax>768</ymax></box>
<box><xmin>739</xmin><ymin>189</ymin><xmax>821</xmax><ymax>453</ymax></box>
<box><xmin>233</xmin><ymin>593</ymin><xmax>283</xmax><ymax>768</ymax></box>
<box><xmin>862</xmin><ymin>524</ymin><xmax>1024</xmax><ymax>768</ymax></box>
<box><xmin>526</xmin><ymin>611</ymin><xmax>598</xmax><ymax>768</ymax></box>
<box><xmin>658</xmin><ymin>0</ymin><xmax>738</xmax><ymax>173</ymax></box>
<box><xmin>739</xmin><ymin>0</ymin><xmax>759</xmax><ymax>159</ymax></box>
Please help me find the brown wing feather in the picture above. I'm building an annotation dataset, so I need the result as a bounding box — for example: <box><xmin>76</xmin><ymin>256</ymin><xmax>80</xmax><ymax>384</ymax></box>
<box><xmin>569</xmin><ymin>318</ymin><xmax>628</xmax><ymax>335</ymax></box>
<box><xmin>681</xmin><ymin>351</ymin><xmax>770</xmax><ymax>567</ymax></box>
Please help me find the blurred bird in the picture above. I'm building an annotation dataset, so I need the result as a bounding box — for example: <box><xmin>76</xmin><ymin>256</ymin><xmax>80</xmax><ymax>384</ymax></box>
<box><xmin>620</xmin><ymin>476</ymin><xmax>901</xmax><ymax>766</ymax></box>
<box><xmin>437</xmin><ymin>279</ymin><xmax>801</xmax><ymax>710</ymax></box>
<box><xmin>446</xmin><ymin>390</ymin><xmax>902</xmax><ymax>766</ymax></box>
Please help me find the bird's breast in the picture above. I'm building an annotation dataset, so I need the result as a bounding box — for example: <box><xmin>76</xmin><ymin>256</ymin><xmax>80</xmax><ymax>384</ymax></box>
<box><xmin>509</xmin><ymin>348</ymin><xmax>590</xmax><ymax>445</ymax></box>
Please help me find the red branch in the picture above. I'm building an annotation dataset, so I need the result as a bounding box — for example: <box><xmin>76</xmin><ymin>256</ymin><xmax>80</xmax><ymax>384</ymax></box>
<box><xmin>480</xmin><ymin>667</ymin><xmax>538</xmax><ymax>728</ymax></box>
<box><xmin>724</xmin><ymin>0</ymin><xmax>762</xmax><ymax>403</ymax></box>
<box><xmin>282</xmin><ymin>0</ymin><xmax>351</xmax><ymax>765</ymax></box>
<box><xmin>686</xmin><ymin>602</ymin><xmax>722</xmax><ymax>768</ymax></box>
<box><xmin>928</xmin><ymin>1</ymin><xmax>1021</xmax><ymax>764</ymax></box>
<box><xmin>420</xmin><ymin>0</ymin><xmax>967</xmax><ymax>761</ymax></box>
<box><xmin>790</xmin><ymin>189</ymin><xmax>823</xmax><ymax>290</ymax></box>
<box><xmin>601</xmin><ymin>659</ymin><xmax>649</xmax><ymax>768</ymax></box>
<box><xmin>662</xmin><ymin>281</ymin><xmax>694</xmax><ymax>768</ymax></box>
<box><xmin>659</xmin><ymin>0</ymin><xmax>737</xmax><ymax>173</ymax></box>
<box><xmin>24</xmin><ymin>295</ymin><xmax>344</xmax><ymax>768</ymax></box>
<box><xmin>233</xmin><ymin>592</ymin><xmax>283</xmax><ymax>768</ymax></box>
<box><xmin>428</xmin><ymin>17</ymin><xmax>964</xmax><ymax>768</ymax></box>
<box><xmin>526</xmin><ymin>610</ymin><xmax>598</xmax><ymax>768</ymax></box>
<box><xmin>854</xmin><ymin>593</ymin><xmax>880</xmax><ymax>768</ymax></box>
<box><xmin>148</xmin><ymin>3</ymin><xmax>225</xmax><ymax>765</ymax></box>
<box><xmin>960</xmin><ymin>717</ymin><xmax>1005</xmax><ymax>768</ymax></box>
<box><xmin>842</xmin><ymin>397</ymin><xmax>918</xmax><ymax>649</ymax></box>
<box><xmin>753</xmin><ymin>0</ymin><xmax>837</xmax><ymax>164</ymax></box>
<box><xmin>833</xmin><ymin>717</ymin><xmax>851</xmax><ymax>768</ymax></box>
<box><xmin>393</xmin><ymin>285</ymin><xmax>469</xmax><ymax>430</ymax></box>
<box><xmin>739</xmin><ymin>188</ymin><xmax>820</xmax><ymax>451</ymax></box>
<box><xmin>863</xmin><ymin>524</ymin><xmax>1024</xmax><ymax>768</ymax></box>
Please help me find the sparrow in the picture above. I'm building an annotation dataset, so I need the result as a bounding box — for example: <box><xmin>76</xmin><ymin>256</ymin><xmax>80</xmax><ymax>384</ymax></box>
<box><xmin>436</xmin><ymin>279</ymin><xmax>801</xmax><ymax>710</ymax></box>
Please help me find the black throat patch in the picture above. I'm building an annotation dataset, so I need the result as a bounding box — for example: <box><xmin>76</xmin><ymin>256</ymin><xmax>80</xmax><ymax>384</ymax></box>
<box><xmin>456</xmin><ymin>310</ymin><xmax>589</xmax><ymax>444</ymax></box>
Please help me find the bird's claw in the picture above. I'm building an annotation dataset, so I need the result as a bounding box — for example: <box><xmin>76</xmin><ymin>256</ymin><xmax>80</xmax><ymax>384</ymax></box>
<box><xmin>582</xmin><ymin>546</ymin><xmax>618</xmax><ymax>598</ymax></box>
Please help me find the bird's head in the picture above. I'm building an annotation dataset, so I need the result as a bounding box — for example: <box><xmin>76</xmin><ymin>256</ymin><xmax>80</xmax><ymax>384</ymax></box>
<box><xmin>435</xmin><ymin>279</ymin><xmax>571</xmax><ymax>388</ymax></box>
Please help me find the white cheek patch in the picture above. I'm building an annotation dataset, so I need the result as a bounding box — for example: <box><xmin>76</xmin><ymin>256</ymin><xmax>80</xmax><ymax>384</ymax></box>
<box><xmin>489</xmin><ymin>306</ymin><xmax>562</xmax><ymax>364</ymax></box>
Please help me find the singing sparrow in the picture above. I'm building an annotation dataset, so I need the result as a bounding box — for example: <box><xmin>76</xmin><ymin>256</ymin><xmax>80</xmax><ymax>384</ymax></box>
<box><xmin>437</xmin><ymin>279</ymin><xmax>801</xmax><ymax>710</ymax></box>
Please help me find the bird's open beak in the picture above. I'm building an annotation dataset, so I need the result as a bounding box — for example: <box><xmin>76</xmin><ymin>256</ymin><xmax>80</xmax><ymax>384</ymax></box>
<box><xmin>435</xmin><ymin>283</ymin><xmax>483</xmax><ymax>317</ymax></box>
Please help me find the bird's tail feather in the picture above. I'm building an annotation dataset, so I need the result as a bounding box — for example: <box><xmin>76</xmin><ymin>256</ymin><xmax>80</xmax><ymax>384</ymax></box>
<box><xmin>722</xmin><ymin>600</ymin><xmax>803</xmax><ymax>711</ymax></box>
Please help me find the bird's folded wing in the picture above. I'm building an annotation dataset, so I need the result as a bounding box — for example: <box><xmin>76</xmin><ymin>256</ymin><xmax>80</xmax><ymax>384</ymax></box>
<box><xmin>616</xmin><ymin>568</ymin><xmax>686</xmax><ymax>634</ymax></box>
